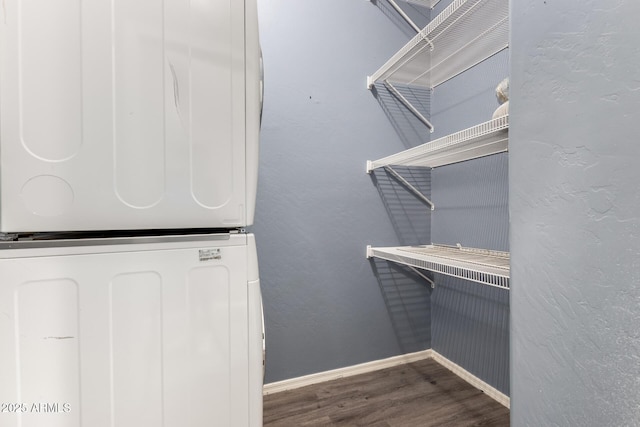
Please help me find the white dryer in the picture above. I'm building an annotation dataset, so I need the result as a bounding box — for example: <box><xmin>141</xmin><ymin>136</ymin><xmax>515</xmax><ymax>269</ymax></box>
<box><xmin>0</xmin><ymin>0</ymin><xmax>261</xmax><ymax>232</ymax></box>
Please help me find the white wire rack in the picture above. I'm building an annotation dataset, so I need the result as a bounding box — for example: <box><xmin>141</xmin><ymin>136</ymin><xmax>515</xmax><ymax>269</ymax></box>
<box><xmin>367</xmin><ymin>0</ymin><xmax>509</xmax><ymax>89</ymax></box>
<box><xmin>405</xmin><ymin>0</ymin><xmax>442</xmax><ymax>8</ymax></box>
<box><xmin>367</xmin><ymin>116</ymin><xmax>508</xmax><ymax>172</ymax></box>
<box><xmin>367</xmin><ymin>244</ymin><xmax>510</xmax><ymax>289</ymax></box>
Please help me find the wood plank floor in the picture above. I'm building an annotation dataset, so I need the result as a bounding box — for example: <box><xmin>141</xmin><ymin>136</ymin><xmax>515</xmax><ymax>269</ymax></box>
<box><xmin>263</xmin><ymin>358</ymin><xmax>510</xmax><ymax>427</ymax></box>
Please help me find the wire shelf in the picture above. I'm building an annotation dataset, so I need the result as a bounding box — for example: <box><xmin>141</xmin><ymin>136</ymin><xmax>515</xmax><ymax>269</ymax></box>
<box><xmin>405</xmin><ymin>0</ymin><xmax>442</xmax><ymax>8</ymax></box>
<box><xmin>367</xmin><ymin>116</ymin><xmax>508</xmax><ymax>172</ymax></box>
<box><xmin>367</xmin><ymin>244</ymin><xmax>510</xmax><ymax>289</ymax></box>
<box><xmin>368</xmin><ymin>0</ymin><xmax>509</xmax><ymax>89</ymax></box>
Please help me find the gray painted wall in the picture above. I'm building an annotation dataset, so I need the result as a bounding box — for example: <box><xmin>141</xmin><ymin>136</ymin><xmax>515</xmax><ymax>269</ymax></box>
<box><xmin>510</xmin><ymin>0</ymin><xmax>640</xmax><ymax>425</ymax></box>
<box><xmin>428</xmin><ymin>0</ymin><xmax>511</xmax><ymax>395</ymax></box>
<box><xmin>254</xmin><ymin>0</ymin><xmax>432</xmax><ymax>383</ymax></box>
<box><xmin>256</xmin><ymin>0</ymin><xmax>511</xmax><ymax>393</ymax></box>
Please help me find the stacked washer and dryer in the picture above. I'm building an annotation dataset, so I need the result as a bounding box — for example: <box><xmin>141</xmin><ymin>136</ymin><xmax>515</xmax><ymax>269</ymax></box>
<box><xmin>0</xmin><ymin>1</ymin><xmax>264</xmax><ymax>426</ymax></box>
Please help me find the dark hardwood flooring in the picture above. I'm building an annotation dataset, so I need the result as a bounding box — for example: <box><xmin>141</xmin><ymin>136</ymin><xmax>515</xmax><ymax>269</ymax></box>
<box><xmin>263</xmin><ymin>358</ymin><xmax>510</xmax><ymax>427</ymax></box>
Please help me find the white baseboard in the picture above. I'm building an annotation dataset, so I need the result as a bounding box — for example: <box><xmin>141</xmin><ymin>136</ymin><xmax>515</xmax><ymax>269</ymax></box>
<box><xmin>263</xmin><ymin>349</ymin><xmax>432</xmax><ymax>395</ymax></box>
<box><xmin>263</xmin><ymin>349</ymin><xmax>510</xmax><ymax>409</ymax></box>
<box><xmin>430</xmin><ymin>350</ymin><xmax>510</xmax><ymax>408</ymax></box>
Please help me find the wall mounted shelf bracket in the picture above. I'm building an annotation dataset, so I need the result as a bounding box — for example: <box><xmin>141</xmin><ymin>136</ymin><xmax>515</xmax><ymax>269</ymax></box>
<box><xmin>386</xmin><ymin>0</ymin><xmax>422</xmax><ymax>32</ymax></box>
<box><xmin>408</xmin><ymin>265</ymin><xmax>436</xmax><ymax>288</ymax></box>
<box><xmin>367</xmin><ymin>245</ymin><xmax>436</xmax><ymax>288</ymax></box>
<box><xmin>384</xmin><ymin>80</ymin><xmax>434</xmax><ymax>132</ymax></box>
<box><xmin>383</xmin><ymin>165</ymin><xmax>435</xmax><ymax>211</ymax></box>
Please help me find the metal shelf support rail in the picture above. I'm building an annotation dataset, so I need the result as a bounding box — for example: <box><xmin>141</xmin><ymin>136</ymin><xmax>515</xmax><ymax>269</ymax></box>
<box><xmin>366</xmin><ymin>244</ymin><xmax>510</xmax><ymax>289</ymax></box>
<box><xmin>407</xmin><ymin>265</ymin><xmax>436</xmax><ymax>288</ymax></box>
<box><xmin>366</xmin><ymin>116</ymin><xmax>508</xmax><ymax>172</ymax></box>
<box><xmin>384</xmin><ymin>165</ymin><xmax>435</xmax><ymax>211</ymax></box>
<box><xmin>384</xmin><ymin>81</ymin><xmax>434</xmax><ymax>132</ymax></box>
<box><xmin>386</xmin><ymin>0</ymin><xmax>422</xmax><ymax>33</ymax></box>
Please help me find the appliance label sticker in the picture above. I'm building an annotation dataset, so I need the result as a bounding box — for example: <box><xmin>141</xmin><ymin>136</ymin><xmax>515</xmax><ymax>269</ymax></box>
<box><xmin>199</xmin><ymin>248</ymin><xmax>221</xmax><ymax>262</ymax></box>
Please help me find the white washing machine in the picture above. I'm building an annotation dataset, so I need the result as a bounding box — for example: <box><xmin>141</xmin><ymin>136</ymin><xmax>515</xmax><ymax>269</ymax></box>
<box><xmin>0</xmin><ymin>233</ymin><xmax>264</xmax><ymax>427</ymax></box>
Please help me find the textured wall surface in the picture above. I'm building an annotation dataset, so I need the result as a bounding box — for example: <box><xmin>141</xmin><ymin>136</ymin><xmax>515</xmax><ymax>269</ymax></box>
<box><xmin>510</xmin><ymin>0</ymin><xmax>640</xmax><ymax>425</ymax></box>
<box><xmin>253</xmin><ymin>0</ymin><xmax>431</xmax><ymax>383</ymax></box>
